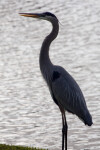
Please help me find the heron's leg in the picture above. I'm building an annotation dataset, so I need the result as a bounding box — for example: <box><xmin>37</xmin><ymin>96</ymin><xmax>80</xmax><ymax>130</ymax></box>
<box><xmin>63</xmin><ymin>111</ymin><xmax>68</xmax><ymax>150</ymax></box>
<box><xmin>62</xmin><ymin>113</ymin><xmax>65</xmax><ymax>150</ymax></box>
<box><xmin>59</xmin><ymin>106</ymin><xmax>65</xmax><ymax>150</ymax></box>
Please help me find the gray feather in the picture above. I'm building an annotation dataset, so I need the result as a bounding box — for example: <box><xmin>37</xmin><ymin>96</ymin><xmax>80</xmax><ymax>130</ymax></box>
<box><xmin>50</xmin><ymin>66</ymin><xmax>92</xmax><ymax>125</ymax></box>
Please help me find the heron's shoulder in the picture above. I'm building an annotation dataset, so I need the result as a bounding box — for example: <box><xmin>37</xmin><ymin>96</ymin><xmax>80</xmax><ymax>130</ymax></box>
<box><xmin>52</xmin><ymin>65</ymin><xmax>65</xmax><ymax>82</ymax></box>
<box><xmin>52</xmin><ymin>71</ymin><xmax>60</xmax><ymax>82</ymax></box>
<box><xmin>53</xmin><ymin>65</ymin><xmax>72</xmax><ymax>81</ymax></box>
<box><xmin>52</xmin><ymin>65</ymin><xmax>80</xmax><ymax>89</ymax></box>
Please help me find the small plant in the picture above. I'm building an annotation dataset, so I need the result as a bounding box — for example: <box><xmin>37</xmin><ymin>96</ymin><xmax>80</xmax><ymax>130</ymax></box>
<box><xmin>0</xmin><ymin>144</ymin><xmax>48</xmax><ymax>150</ymax></box>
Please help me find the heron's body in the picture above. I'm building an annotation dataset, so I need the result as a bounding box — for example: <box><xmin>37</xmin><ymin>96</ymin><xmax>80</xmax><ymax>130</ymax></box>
<box><xmin>20</xmin><ymin>12</ymin><xmax>93</xmax><ymax>150</ymax></box>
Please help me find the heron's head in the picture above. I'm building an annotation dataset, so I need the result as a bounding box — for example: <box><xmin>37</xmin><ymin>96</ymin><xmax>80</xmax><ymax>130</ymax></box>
<box><xmin>19</xmin><ymin>12</ymin><xmax>58</xmax><ymax>22</ymax></box>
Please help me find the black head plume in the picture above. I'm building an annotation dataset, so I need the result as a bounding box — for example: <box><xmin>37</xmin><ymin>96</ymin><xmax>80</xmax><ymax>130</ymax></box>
<box><xmin>43</xmin><ymin>12</ymin><xmax>57</xmax><ymax>18</ymax></box>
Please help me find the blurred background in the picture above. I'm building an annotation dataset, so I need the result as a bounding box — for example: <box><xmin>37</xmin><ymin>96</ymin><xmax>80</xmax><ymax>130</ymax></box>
<box><xmin>0</xmin><ymin>0</ymin><xmax>100</xmax><ymax>150</ymax></box>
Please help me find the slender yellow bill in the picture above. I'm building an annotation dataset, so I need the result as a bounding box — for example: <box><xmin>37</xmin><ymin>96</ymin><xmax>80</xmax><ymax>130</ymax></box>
<box><xmin>19</xmin><ymin>13</ymin><xmax>39</xmax><ymax>18</ymax></box>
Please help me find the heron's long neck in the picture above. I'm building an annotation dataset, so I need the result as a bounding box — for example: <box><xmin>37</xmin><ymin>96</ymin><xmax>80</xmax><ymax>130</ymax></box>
<box><xmin>39</xmin><ymin>20</ymin><xmax>59</xmax><ymax>78</ymax></box>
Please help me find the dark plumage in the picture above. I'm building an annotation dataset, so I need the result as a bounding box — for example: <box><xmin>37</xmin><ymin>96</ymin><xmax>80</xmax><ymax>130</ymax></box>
<box><xmin>52</xmin><ymin>71</ymin><xmax>60</xmax><ymax>82</ymax></box>
<box><xmin>20</xmin><ymin>12</ymin><xmax>93</xmax><ymax>150</ymax></box>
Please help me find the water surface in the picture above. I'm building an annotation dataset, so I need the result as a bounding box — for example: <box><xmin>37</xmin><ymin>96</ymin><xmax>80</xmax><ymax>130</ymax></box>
<box><xmin>0</xmin><ymin>0</ymin><xmax>100</xmax><ymax>150</ymax></box>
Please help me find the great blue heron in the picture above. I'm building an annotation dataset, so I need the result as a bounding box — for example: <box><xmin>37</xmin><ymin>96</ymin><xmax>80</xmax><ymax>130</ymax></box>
<box><xmin>19</xmin><ymin>12</ymin><xmax>93</xmax><ymax>150</ymax></box>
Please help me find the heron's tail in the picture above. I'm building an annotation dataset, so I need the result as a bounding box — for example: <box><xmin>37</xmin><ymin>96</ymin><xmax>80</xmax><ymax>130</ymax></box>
<box><xmin>79</xmin><ymin>109</ymin><xmax>93</xmax><ymax>126</ymax></box>
<box><xmin>84</xmin><ymin>111</ymin><xmax>93</xmax><ymax>126</ymax></box>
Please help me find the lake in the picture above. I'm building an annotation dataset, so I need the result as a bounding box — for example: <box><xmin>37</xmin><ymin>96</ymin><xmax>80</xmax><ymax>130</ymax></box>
<box><xmin>0</xmin><ymin>0</ymin><xmax>100</xmax><ymax>149</ymax></box>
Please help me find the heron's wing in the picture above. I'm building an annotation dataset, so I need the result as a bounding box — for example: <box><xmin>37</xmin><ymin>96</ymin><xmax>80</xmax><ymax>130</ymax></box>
<box><xmin>51</xmin><ymin>70</ymin><xmax>86</xmax><ymax>114</ymax></box>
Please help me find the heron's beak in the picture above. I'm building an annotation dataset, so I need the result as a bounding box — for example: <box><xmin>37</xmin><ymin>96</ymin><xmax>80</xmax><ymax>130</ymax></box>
<box><xmin>19</xmin><ymin>13</ymin><xmax>40</xmax><ymax>18</ymax></box>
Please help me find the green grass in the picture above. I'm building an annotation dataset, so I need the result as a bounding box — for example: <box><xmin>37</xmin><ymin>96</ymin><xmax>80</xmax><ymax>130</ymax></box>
<box><xmin>0</xmin><ymin>144</ymin><xmax>48</xmax><ymax>150</ymax></box>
